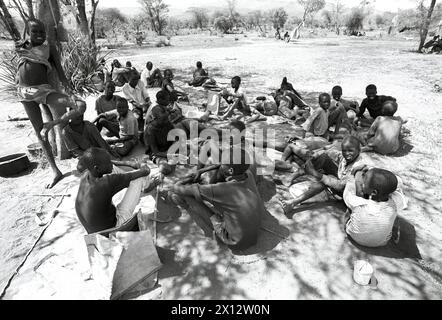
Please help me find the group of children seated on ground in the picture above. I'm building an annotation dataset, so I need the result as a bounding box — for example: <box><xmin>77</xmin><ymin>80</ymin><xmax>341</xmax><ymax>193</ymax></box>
<box><xmin>16</xmin><ymin>19</ymin><xmax>407</xmax><ymax>254</ymax></box>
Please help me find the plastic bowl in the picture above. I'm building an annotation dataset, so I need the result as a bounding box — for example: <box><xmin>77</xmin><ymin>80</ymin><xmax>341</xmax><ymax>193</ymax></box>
<box><xmin>27</xmin><ymin>143</ymin><xmax>43</xmax><ymax>159</ymax></box>
<box><xmin>0</xmin><ymin>153</ymin><xmax>31</xmax><ymax>177</ymax></box>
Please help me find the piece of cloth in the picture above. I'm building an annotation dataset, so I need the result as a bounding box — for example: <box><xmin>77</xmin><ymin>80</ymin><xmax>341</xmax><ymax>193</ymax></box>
<box><xmin>192</xmin><ymin>170</ymin><xmax>264</xmax><ymax>250</ymax></box>
<box><xmin>358</xmin><ymin>95</ymin><xmax>396</xmax><ymax>119</ymax></box>
<box><xmin>17</xmin><ymin>84</ymin><xmax>57</xmax><ymax>104</ymax></box>
<box><xmin>17</xmin><ymin>42</ymin><xmax>52</xmax><ymax>71</ymax></box>
<box><xmin>122</xmin><ymin>81</ymin><xmax>150</xmax><ymax>106</ymax></box>
<box><xmin>344</xmin><ymin>177</ymin><xmax>407</xmax><ymax>247</ymax></box>
<box><xmin>367</xmin><ymin>116</ymin><xmax>402</xmax><ymax>155</ymax></box>
<box><xmin>62</xmin><ymin>121</ymin><xmax>109</xmax><ymax>157</ymax></box>
<box><xmin>95</xmin><ymin>95</ymin><xmax>119</xmax><ymax>114</ymax></box>
<box><xmin>302</xmin><ymin>107</ymin><xmax>329</xmax><ymax>137</ymax></box>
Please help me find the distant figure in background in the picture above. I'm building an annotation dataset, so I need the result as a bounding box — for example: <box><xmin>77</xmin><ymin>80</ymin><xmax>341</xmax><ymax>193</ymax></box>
<box><xmin>140</xmin><ymin>61</ymin><xmax>163</xmax><ymax>88</ymax></box>
<box><xmin>362</xmin><ymin>101</ymin><xmax>404</xmax><ymax>155</ymax></box>
<box><xmin>110</xmin><ymin>59</ymin><xmax>133</xmax><ymax>86</ymax></box>
<box><xmin>94</xmin><ymin>97</ymin><xmax>138</xmax><ymax>156</ymax></box>
<box><xmin>188</xmin><ymin>61</ymin><xmax>210</xmax><ymax>87</ymax></box>
<box><xmin>125</xmin><ymin>61</ymin><xmax>137</xmax><ymax>73</ymax></box>
<box><xmin>122</xmin><ymin>73</ymin><xmax>151</xmax><ymax>136</ymax></box>
<box><xmin>357</xmin><ymin>84</ymin><xmax>396</xmax><ymax>125</ymax></box>
<box><xmin>331</xmin><ymin>85</ymin><xmax>360</xmax><ymax>120</ymax></box>
<box><xmin>162</xmin><ymin>69</ymin><xmax>188</xmax><ymax>101</ymax></box>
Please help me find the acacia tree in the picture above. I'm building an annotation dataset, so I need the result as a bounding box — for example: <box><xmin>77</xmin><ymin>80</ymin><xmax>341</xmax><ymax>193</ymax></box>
<box><xmin>418</xmin><ymin>0</ymin><xmax>437</xmax><ymax>52</ymax></box>
<box><xmin>271</xmin><ymin>8</ymin><xmax>288</xmax><ymax>30</ymax></box>
<box><xmin>331</xmin><ymin>0</ymin><xmax>344</xmax><ymax>34</ymax></box>
<box><xmin>346</xmin><ymin>7</ymin><xmax>365</xmax><ymax>33</ymax></box>
<box><xmin>60</xmin><ymin>0</ymin><xmax>99</xmax><ymax>45</ymax></box>
<box><xmin>298</xmin><ymin>0</ymin><xmax>326</xmax><ymax>25</ymax></box>
<box><xmin>0</xmin><ymin>0</ymin><xmax>21</xmax><ymax>40</ymax></box>
<box><xmin>188</xmin><ymin>7</ymin><xmax>209</xmax><ymax>29</ymax></box>
<box><xmin>139</xmin><ymin>0</ymin><xmax>169</xmax><ymax>35</ymax></box>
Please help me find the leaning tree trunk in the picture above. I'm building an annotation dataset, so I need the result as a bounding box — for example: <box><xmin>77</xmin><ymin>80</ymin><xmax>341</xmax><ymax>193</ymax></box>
<box><xmin>418</xmin><ymin>0</ymin><xmax>437</xmax><ymax>52</ymax></box>
<box><xmin>37</xmin><ymin>0</ymin><xmax>70</xmax><ymax>160</ymax></box>
<box><xmin>0</xmin><ymin>0</ymin><xmax>21</xmax><ymax>40</ymax></box>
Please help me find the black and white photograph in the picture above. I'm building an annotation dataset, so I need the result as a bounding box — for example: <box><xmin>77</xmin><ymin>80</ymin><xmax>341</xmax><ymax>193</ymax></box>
<box><xmin>0</xmin><ymin>0</ymin><xmax>441</xmax><ymax>303</ymax></box>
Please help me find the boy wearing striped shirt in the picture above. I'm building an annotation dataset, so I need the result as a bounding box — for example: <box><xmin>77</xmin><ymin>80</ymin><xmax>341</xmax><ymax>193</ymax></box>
<box><xmin>343</xmin><ymin>167</ymin><xmax>407</xmax><ymax>247</ymax></box>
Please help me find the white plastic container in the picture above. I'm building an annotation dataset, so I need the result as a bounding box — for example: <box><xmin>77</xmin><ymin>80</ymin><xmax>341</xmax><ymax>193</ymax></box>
<box><xmin>353</xmin><ymin>260</ymin><xmax>374</xmax><ymax>286</ymax></box>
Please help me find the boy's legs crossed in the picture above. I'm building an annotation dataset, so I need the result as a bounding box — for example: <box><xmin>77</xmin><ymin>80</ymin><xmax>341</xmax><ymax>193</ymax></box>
<box><xmin>114</xmin><ymin>140</ymin><xmax>136</xmax><ymax>157</ymax></box>
<box><xmin>96</xmin><ymin>118</ymin><xmax>120</xmax><ymax>137</ymax></box>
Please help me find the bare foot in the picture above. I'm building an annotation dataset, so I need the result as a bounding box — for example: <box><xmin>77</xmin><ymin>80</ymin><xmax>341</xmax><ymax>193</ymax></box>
<box><xmin>278</xmin><ymin>197</ymin><xmax>297</xmax><ymax>218</ymax></box>
<box><xmin>46</xmin><ymin>171</ymin><xmax>64</xmax><ymax>189</ymax></box>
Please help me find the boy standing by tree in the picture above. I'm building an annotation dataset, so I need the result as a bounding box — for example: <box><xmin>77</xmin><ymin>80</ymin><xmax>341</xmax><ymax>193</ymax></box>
<box><xmin>16</xmin><ymin>19</ymin><xmax>85</xmax><ymax>188</ymax></box>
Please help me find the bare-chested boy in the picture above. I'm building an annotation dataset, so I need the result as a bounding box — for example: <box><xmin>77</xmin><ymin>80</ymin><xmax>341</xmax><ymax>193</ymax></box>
<box><xmin>16</xmin><ymin>19</ymin><xmax>85</xmax><ymax>187</ymax></box>
<box><xmin>75</xmin><ymin>147</ymin><xmax>154</xmax><ymax>234</ymax></box>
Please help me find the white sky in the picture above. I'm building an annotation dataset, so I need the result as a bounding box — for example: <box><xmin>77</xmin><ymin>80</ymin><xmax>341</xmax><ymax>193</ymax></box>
<box><xmin>100</xmin><ymin>0</ymin><xmax>417</xmax><ymax>13</ymax></box>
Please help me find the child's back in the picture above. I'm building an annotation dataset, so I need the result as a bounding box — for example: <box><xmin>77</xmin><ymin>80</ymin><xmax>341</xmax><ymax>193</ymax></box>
<box><xmin>368</xmin><ymin>116</ymin><xmax>402</xmax><ymax>155</ymax></box>
<box><xmin>76</xmin><ymin>170</ymin><xmax>131</xmax><ymax>233</ymax></box>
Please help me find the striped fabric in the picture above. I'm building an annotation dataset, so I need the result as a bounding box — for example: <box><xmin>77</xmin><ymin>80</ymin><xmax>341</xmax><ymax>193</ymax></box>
<box><xmin>343</xmin><ymin>178</ymin><xmax>407</xmax><ymax>248</ymax></box>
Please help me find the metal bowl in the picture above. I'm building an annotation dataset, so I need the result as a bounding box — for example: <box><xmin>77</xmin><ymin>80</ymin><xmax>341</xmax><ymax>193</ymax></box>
<box><xmin>0</xmin><ymin>153</ymin><xmax>31</xmax><ymax>177</ymax></box>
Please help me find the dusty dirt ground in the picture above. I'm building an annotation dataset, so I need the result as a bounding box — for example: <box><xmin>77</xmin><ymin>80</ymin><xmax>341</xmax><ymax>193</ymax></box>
<box><xmin>1</xmin><ymin>34</ymin><xmax>442</xmax><ymax>299</ymax></box>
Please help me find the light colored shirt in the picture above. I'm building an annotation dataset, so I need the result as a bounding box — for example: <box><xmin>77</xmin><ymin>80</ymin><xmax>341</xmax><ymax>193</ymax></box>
<box><xmin>320</xmin><ymin>153</ymin><xmax>365</xmax><ymax>192</ymax></box>
<box><xmin>302</xmin><ymin>107</ymin><xmax>329</xmax><ymax>137</ymax></box>
<box><xmin>228</xmin><ymin>86</ymin><xmax>248</xmax><ymax>105</ymax></box>
<box><xmin>140</xmin><ymin>68</ymin><xmax>152</xmax><ymax>87</ymax></box>
<box><xmin>122</xmin><ymin>81</ymin><xmax>150</xmax><ymax>106</ymax></box>
<box><xmin>104</xmin><ymin>110</ymin><xmax>138</xmax><ymax>139</ymax></box>
<box><xmin>344</xmin><ymin>177</ymin><xmax>407</xmax><ymax>247</ymax></box>
<box><xmin>367</xmin><ymin>116</ymin><xmax>402</xmax><ymax>155</ymax></box>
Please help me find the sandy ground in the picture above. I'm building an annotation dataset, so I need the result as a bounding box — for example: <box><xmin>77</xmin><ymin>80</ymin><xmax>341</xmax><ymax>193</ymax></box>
<box><xmin>1</xmin><ymin>34</ymin><xmax>442</xmax><ymax>300</ymax></box>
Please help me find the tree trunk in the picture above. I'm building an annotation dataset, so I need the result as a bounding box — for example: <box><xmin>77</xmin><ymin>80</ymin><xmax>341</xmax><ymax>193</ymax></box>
<box><xmin>89</xmin><ymin>0</ymin><xmax>99</xmax><ymax>46</ymax></box>
<box><xmin>418</xmin><ymin>0</ymin><xmax>437</xmax><ymax>52</ymax></box>
<box><xmin>0</xmin><ymin>0</ymin><xmax>21</xmax><ymax>40</ymax></box>
<box><xmin>37</xmin><ymin>0</ymin><xmax>70</xmax><ymax>160</ymax></box>
<box><xmin>75</xmin><ymin>0</ymin><xmax>90</xmax><ymax>40</ymax></box>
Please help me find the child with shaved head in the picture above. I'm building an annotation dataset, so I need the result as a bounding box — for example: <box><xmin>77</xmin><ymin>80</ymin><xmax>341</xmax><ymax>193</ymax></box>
<box><xmin>362</xmin><ymin>101</ymin><xmax>404</xmax><ymax>155</ymax></box>
<box><xmin>343</xmin><ymin>166</ymin><xmax>407</xmax><ymax>247</ymax></box>
<box><xmin>75</xmin><ymin>147</ymin><xmax>155</xmax><ymax>234</ymax></box>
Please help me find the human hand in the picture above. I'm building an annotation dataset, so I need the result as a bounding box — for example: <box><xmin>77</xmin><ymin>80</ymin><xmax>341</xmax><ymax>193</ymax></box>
<box><xmin>351</xmin><ymin>164</ymin><xmax>369</xmax><ymax>176</ymax></box>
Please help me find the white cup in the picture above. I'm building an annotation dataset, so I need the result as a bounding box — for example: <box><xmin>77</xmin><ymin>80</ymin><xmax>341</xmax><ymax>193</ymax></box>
<box><xmin>353</xmin><ymin>260</ymin><xmax>374</xmax><ymax>286</ymax></box>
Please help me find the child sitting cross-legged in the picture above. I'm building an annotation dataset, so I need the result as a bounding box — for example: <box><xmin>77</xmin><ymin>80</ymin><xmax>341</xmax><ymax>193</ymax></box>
<box><xmin>361</xmin><ymin>100</ymin><xmax>405</xmax><ymax>155</ymax></box>
<box><xmin>343</xmin><ymin>166</ymin><xmax>407</xmax><ymax>247</ymax></box>
<box><xmin>280</xmin><ymin>136</ymin><xmax>365</xmax><ymax>216</ymax></box>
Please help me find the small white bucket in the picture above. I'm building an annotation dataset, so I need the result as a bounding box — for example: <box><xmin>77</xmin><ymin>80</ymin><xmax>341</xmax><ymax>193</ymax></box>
<box><xmin>353</xmin><ymin>260</ymin><xmax>374</xmax><ymax>286</ymax></box>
